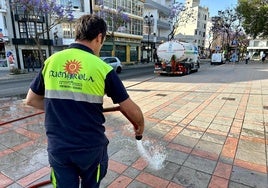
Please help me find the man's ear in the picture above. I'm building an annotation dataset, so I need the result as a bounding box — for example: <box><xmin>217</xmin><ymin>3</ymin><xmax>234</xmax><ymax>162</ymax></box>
<box><xmin>99</xmin><ymin>33</ymin><xmax>106</xmax><ymax>44</ymax></box>
<box><xmin>96</xmin><ymin>33</ymin><xmax>102</xmax><ymax>43</ymax></box>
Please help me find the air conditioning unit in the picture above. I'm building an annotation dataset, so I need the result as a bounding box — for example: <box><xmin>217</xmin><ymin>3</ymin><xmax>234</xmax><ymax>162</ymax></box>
<box><xmin>73</xmin><ymin>6</ymin><xmax>80</xmax><ymax>11</ymax></box>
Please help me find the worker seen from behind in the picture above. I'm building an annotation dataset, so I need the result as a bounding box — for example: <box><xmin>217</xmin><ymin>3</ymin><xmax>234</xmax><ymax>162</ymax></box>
<box><xmin>25</xmin><ymin>14</ymin><xmax>144</xmax><ymax>188</ymax></box>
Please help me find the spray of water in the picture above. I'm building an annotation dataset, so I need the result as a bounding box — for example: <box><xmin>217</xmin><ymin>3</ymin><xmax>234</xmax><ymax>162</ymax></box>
<box><xmin>136</xmin><ymin>139</ymin><xmax>166</xmax><ymax>170</ymax></box>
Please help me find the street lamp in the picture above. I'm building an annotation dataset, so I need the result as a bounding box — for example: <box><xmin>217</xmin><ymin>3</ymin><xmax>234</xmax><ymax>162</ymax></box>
<box><xmin>144</xmin><ymin>14</ymin><xmax>154</xmax><ymax>63</ymax></box>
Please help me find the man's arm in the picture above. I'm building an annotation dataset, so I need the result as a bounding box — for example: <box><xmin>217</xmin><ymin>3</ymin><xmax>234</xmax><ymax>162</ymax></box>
<box><xmin>119</xmin><ymin>98</ymin><xmax>144</xmax><ymax>137</ymax></box>
<box><xmin>25</xmin><ymin>89</ymin><xmax>45</xmax><ymax>110</ymax></box>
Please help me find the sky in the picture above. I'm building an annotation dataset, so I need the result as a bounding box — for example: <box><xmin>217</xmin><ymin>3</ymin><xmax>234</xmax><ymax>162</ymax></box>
<box><xmin>200</xmin><ymin>0</ymin><xmax>238</xmax><ymax>16</ymax></box>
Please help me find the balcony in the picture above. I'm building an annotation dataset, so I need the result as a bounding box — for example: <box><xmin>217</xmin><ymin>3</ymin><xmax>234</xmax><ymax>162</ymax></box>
<box><xmin>144</xmin><ymin>0</ymin><xmax>170</xmax><ymax>16</ymax></box>
<box><xmin>157</xmin><ymin>20</ymin><xmax>170</xmax><ymax>29</ymax></box>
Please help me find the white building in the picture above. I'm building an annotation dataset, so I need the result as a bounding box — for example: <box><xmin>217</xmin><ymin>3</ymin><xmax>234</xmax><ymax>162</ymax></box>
<box><xmin>174</xmin><ymin>0</ymin><xmax>208</xmax><ymax>53</ymax></box>
<box><xmin>247</xmin><ymin>39</ymin><xmax>268</xmax><ymax>60</ymax></box>
<box><xmin>143</xmin><ymin>0</ymin><xmax>173</xmax><ymax>62</ymax></box>
<box><xmin>0</xmin><ymin>0</ymin><xmax>11</xmax><ymax>70</ymax></box>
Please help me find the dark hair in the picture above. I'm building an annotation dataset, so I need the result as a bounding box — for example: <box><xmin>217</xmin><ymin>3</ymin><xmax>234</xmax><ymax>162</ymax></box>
<box><xmin>75</xmin><ymin>14</ymin><xmax>107</xmax><ymax>42</ymax></box>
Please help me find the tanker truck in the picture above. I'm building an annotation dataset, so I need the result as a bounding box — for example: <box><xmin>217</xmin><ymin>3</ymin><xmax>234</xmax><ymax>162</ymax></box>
<box><xmin>154</xmin><ymin>40</ymin><xmax>200</xmax><ymax>75</ymax></box>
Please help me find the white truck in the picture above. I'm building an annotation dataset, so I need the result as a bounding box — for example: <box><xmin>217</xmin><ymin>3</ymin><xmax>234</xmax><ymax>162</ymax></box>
<box><xmin>154</xmin><ymin>40</ymin><xmax>200</xmax><ymax>75</ymax></box>
<box><xmin>211</xmin><ymin>52</ymin><xmax>225</xmax><ymax>65</ymax></box>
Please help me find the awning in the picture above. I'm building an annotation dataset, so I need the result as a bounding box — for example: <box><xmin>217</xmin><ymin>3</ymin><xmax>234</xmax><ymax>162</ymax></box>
<box><xmin>0</xmin><ymin>37</ymin><xmax>9</xmax><ymax>42</ymax></box>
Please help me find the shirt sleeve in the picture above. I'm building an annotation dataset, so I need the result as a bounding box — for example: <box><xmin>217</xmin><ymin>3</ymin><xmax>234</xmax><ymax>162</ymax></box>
<box><xmin>105</xmin><ymin>70</ymin><xmax>129</xmax><ymax>104</ymax></box>
<box><xmin>29</xmin><ymin>70</ymin><xmax>45</xmax><ymax>96</ymax></box>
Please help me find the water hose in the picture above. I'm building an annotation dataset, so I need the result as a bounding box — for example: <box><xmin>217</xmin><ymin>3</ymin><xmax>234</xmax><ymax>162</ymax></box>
<box><xmin>11</xmin><ymin>106</ymin><xmax>142</xmax><ymax>188</ymax></box>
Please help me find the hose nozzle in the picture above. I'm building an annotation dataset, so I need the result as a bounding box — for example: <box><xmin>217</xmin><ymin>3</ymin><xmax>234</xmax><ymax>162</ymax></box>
<box><xmin>135</xmin><ymin>135</ymin><xmax>143</xmax><ymax>140</ymax></box>
<box><xmin>103</xmin><ymin>106</ymin><xmax>143</xmax><ymax>140</ymax></box>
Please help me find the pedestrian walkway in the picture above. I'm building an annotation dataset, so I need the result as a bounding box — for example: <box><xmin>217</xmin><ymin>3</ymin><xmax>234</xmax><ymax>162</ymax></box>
<box><xmin>0</xmin><ymin>62</ymin><xmax>267</xmax><ymax>188</ymax></box>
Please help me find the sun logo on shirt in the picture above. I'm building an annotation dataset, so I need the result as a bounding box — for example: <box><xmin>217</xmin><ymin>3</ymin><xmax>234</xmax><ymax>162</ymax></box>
<box><xmin>64</xmin><ymin>60</ymin><xmax>82</xmax><ymax>74</ymax></box>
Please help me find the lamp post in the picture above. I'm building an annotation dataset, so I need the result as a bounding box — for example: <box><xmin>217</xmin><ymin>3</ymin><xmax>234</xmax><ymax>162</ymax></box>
<box><xmin>144</xmin><ymin>14</ymin><xmax>154</xmax><ymax>63</ymax></box>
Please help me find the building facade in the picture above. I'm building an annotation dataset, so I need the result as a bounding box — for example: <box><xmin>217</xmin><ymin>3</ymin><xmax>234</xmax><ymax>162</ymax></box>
<box><xmin>0</xmin><ymin>0</ymin><xmax>176</xmax><ymax>70</ymax></box>
<box><xmin>93</xmin><ymin>0</ymin><xmax>145</xmax><ymax>63</ymax></box>
<box><xmin>174</xmin><ymin>0</ymin><xmax>208</xmax><ymax>54</ymax></box>
<box><xmin>247</xmin><ymin>39</ymin><xmax>268</xmax><ymax>60</ymax></box>
<box><xmin>142</xmin><ymin>0</ymin><xmax>172</xmax><ymax>62</ymax></box>
<box><xmin>0</xmin><ymin>0</ymin><xmax>10</xmax><ymax>70</ymax></box>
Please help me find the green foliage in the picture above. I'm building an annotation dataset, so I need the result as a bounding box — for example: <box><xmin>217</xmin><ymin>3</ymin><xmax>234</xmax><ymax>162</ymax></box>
<box><xmin>168</xmin><ymin>2</ymin><xmax>196</xmax><ymax>40</ymax></box>
<box><xmin>236</xmin><ymin>0</ymin><xmax>268</xmax><ymax>38</ymax></box>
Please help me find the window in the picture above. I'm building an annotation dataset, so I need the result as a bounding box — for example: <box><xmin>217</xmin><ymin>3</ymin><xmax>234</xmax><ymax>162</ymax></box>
<box><xmin>27</xmin><ymin>22</ymin><xmax>35</xmax><ymax>37</ymax></box>
<box><xmin>62</xmin><ymin>22</ymin><xmax>76</xmax><ymax>38</ymax></box>
<box><xmin>18</xmin><ymin>21</ymin><xmax>44</xmax><ymax>39</ymax></box>
<box><xmin>3</xmin><ymin>16</ymin><xmax>7</xmax><ymax>28</ymax></box>
<box><xmin>19</xmin><ymin>22</ymin><xmax>27</xmax><ymax>38</ymax></box>
<box><xmin>60</xmin><ymin>0</ymin><xmax>81</xmax><ymax>10</ymax></box>
<box><xmin>253</xmin><ymin>41</ymin><xmax>259</xmax><ymax>47</ymax></box>
<box><xmin>131</xmin><ymin>18</ymin><xmax>142</xmax><ymax>35</ymax></box>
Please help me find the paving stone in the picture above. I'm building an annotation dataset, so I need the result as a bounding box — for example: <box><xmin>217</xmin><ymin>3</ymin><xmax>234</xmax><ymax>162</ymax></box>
<box><xmin>2</xmin><ymin>156</ymin><xmax>45</xmax><ymax>181</ymax></box>
<box><xmin>0</xmin><ymin>152</ymin><xmax>28</xmax><ymax>171</ymax></box>
<box><xmin>147</xmin><ymin>123</ymin><xmax>174</xmax><ymax>137</ymax></box>
<box><xmin>236</xmin><ymin>140</ymin><xmax>266</xmax><ymax>165</ymax></box>
<box><xmin>0</xmin><ymin>131</ymin><xmax>30</xmax><ymax>148</ymax></box>
<box><xmin>110</xmin><ymin>148</ymin><xmax>140</xmax><ymax>166</ymax></box>
<box><xmin>17</xmin><ymin>146</ymin><xmax>49</xmax><ymax>166</ymax></box>
<box><xmin>230</xmin><ymin>166</ymin><xmax>268</xmax><ymax>188</ymax></box>
<box><xmin>166</xmin><ymin>148</ymin><xmax>189</xmax><ymax>165</ymax></box>
<box><xmin>208</xmin><ymin>123</ymin><xmax>231</xmax><ymax>133</ymax></box>
<box><xmin>194</xmin><ymin>140</ymin><xmax>223</xmax><ymax>156</ymax></box>
<box><xmin>228</xmin><ymin>181</ymin><xmax>253</xmax><ymax>188</ymax></box>
<box><xmin>5</xmin><ymin>183</ymin><xmax>24</xmax><ymax>188</ymax></box>
<box><xmin>99</xmin><ymin>170</ymin><xmax>119</xmax><ymax>188</ymax></box>
<box><xmin>127</xmin><ymin>179</ymin><xmax>153</xmax><ymax>188</ymax></box>
<box><xmin>189</xmin><ymin>119</ymin><xmax>210</xmax><ymax>129</ymax></box>
<box><xmin>172</xmin><ymin>166</ymin><xmax>211</xmax><ymax>188</ymax></box>
<box><xmin>122</xmin><ymin>167</ymin><xmax>141</xmax><ymax>179</ymax></box>
<box><xmin>172</xmin><ymin>134</ymin><xmax>199</xmax><ymax>148</ymax></box>
<box><xmin>241</xmin><ymin>128</ymin><xmax>265</xmax><ymax>138</ymax></box>
<box><xmin>184</xmin><ymin>155</ymin><xmax>217</xmax><ymax>174</ymax></box>
<box><xmin>201</xmin><ymin>132</ymin><xmax>226</xmax><ymax>145</ymax></box>
<box><xmin>219</xmin><ymin>155</ymin><xmax>234</xmax><ymax>165</ymax></box>
<box><xmin>144</xmin><ymin>161</ymin><xmax>181</xmax><ymax>181</ymax></box>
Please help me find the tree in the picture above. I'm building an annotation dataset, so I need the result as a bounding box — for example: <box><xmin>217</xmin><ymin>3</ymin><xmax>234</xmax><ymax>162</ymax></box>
<box><xmin>212</xmin><ymin>7</ymin><xmax>242</xmax><ymax>59</ymax></box>
<box><xmin>206</xmin><ymin>27</ymin><xmax>222</xmax><ymax>57</ymax></box>
<box><xmin>95</xmin><ymin>0</ymin><xmax>130</xmax><ymax>56</ymax></box>
<box><xmin>168</xmin><ymin>1</ymin><xmax>195</xmax><ymax>40</ymax></box>
<box><xmin>11</xmin><ymin>0</ymin><xmax>74</xmax><ymax>63</ymax></box>
<box><xmin>236</xmin><ymin>0</ymin><xmax>268</xmax><ymax>38</ymax></box>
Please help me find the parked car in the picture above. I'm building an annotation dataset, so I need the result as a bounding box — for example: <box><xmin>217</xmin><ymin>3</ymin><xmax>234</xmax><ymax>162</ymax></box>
<box><xmin>100</xmin><ymin>57</ymin><xmax>122</xmax><ymax>73</ymax></box>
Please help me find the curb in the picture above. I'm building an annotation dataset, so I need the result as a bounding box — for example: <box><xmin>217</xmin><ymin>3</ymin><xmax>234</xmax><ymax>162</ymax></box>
<box><xmin>0</xmin><ymin>72</ymin><xmax>37</xmax><ymax>84</ymax></box>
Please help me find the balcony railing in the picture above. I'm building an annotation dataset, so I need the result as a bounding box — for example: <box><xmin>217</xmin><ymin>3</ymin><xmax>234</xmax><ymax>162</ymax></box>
<box><xmin>144</xmin><ymin>0</ymin><xmax>170</xmax><ymax>16</ymax></box>
<box><xmin>157</xmin><ymin>20</ymin><xmax>170</xmax><ymax>29</ymax></box>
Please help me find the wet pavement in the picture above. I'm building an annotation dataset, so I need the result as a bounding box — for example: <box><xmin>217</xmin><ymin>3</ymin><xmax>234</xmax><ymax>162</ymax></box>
<box><xmin>0</xmin><ymin>61</ymin><xmax>268</xmax><ymax>188</ymax></box>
